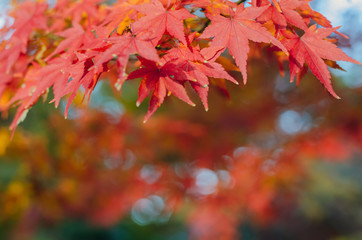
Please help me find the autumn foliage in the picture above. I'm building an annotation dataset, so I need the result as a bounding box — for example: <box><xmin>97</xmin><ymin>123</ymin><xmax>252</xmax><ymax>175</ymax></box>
<box><xmin>0</xmin><ymin>0</ymin><xmax>362</xmax><ymax>239</ymax></box>
<box><xmin>0</xmin><ymin>0</ymin><xmax>360</xmax><ymax>130</ymax></box>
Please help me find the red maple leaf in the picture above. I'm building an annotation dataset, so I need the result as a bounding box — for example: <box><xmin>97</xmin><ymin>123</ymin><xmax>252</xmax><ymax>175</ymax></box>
<box><xmin>200</xmin><ymin>4</ymin><xmax>288</xmax><ymax>83</ymax></box>
<box><xmin>133</xmin><ymin>0</ymin><xmax>194</xmax><ymax>45</ymax></box>
<box><xmin>298</xmin><ymin>0</ymin><xmax>332</xmax><ymax>28</ymax></box>
<box><xmin>6</xmin><ymin>59</ymin><xmax>70</xmax><ymax>131</ymax></box>
<box><xmin>127</xmin><ymin>57</ymin><xmax>195</xmax><ymax>122</ymax></box>
<box><xmin>57</xmin><ymin>0</ymin><xmax>103</xmax><ymax>23</ymax></box>
<box><xmin>92</xmin><ymin>32</ymin><xmax>160</xmax><ymax>89</ymax></box>
<box><xmin>9</xmin><ymin>0</ymin><xmax>48</xmax><ymax>42</ymax></box>
<box><xmin>45</xmin><ymin>23</ymin><xmax>85</xmax><ymax>61</ymax></box>
<box><xmin>0</xmin><ymin>38</ymin><xmax>24</xmax><ymax>74</ymax></box>
<box><xmin>0</xmin><ymin>1</ymin><xmax>48</xmax><ymax>73</ymax></box>
<box><xmin>185</xmin><ymin>0</ymin><xmax>237</xmax><ymax>15</ymax></box>
<box><xmin>283</xmin><ymin>25</ymin><xmax>360</xmax><ymax>98</ymax></box>
<box><xmin>94</xmin><ymin>33</ymin><xmax>159</xmax><ymax>68</ymax></box>
<box><xmin>253</xmin><ymin>0</ymin><xmax>308</xmax><ymax>30</ymax></box>
<box><xmin>164</xmin><ymin>33</ymin><xmax>238</xmax><ymax>110</ymax></box>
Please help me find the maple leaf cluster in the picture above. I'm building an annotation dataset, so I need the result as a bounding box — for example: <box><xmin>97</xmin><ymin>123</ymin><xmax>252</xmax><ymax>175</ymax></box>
<box><xmin>0</xmin><ymin>0</ymin><xmax>360</xmax><ymax>129</ymax></box>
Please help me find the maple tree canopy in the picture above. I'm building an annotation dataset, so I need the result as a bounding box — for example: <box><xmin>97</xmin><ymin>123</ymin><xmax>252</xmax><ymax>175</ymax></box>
<box><xmin>0</xmin><ymin>0</ymin><xmax>360</xmax><ymax>130</ymax></box>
